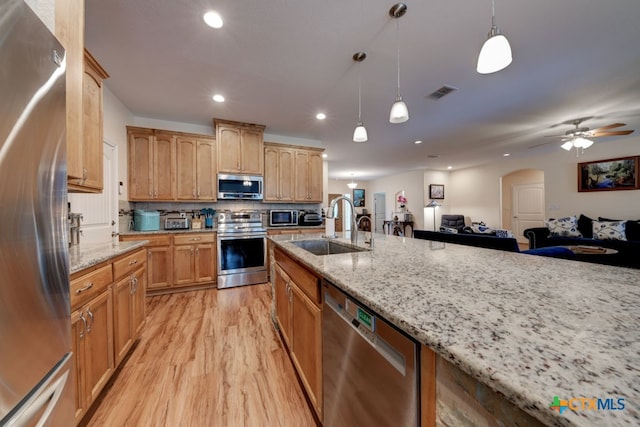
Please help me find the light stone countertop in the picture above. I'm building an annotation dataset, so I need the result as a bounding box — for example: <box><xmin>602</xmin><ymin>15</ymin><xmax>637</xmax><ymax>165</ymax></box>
<box><xmin>269</xmin><ymin>231</ymin><xmax>640</xmax><ymax>427</ymax></box>
<box><xmin>120</xmin><ymin>228</ymin><xmax>216</xmax><ymax>235</ymax></box>
<box><xmin>69</xmin><ymin>240</ymin><xmax>148</xmax><ymax>274</ymax></box>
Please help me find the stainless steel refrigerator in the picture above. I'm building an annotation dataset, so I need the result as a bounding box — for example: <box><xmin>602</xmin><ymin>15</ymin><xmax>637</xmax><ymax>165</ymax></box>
<box><xmin>0</xmin><ymin>0</ymin><xmax>74</xmax><ymax>425</ymax></box>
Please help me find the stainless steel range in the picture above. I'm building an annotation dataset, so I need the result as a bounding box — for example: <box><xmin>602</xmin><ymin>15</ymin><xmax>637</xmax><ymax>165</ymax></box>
<box><xmin>217</xmin><ymin>210</ymin><xmax>267</xmax><ymax>289</ymax></box>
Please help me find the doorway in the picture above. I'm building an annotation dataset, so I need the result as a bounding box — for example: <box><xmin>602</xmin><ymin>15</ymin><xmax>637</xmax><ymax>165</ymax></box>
<box><xmin>374</xmin><ymin>192</ymin><xmax>385</xmax><ymax>233</ymax></box>
<box><xmin>328</xmin><ymin>193</ymin><xmax>347</xmax><ymax>232</ymax></box>
<box><xmin>501</xmin><ymin>169</ymin><xmax>545</xmax><ymax>245</ymax></box>
<box><xmin>68</xmin><ymin>141</ymin><xmax>118</xmax><ymax>243</ymax></box>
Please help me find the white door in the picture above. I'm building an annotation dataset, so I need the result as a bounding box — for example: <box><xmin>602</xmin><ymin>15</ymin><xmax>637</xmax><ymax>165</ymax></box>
<box><xmin>512</xmin><ymin>183</ymin><xmax>545</xmax><ymax>243</ymax></box>
<box><xmin>374</xmin><ymin>192</ymin><xmax>385</xmax><ymax>233</ymax></box>
<box><xmin>68</xmin><ymin>142</ymin><xmax>118</xmax><ymax>244</ymax></box>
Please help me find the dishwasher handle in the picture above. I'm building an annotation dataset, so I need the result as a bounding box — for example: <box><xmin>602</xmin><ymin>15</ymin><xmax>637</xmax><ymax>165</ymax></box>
<box><xmin>324</xmin><ymin>289</ymin><xmax>407</xmax><ymax>376</ymax></box>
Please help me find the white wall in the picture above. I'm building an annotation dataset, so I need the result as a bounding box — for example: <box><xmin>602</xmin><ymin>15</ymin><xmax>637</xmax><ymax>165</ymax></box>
<box><xmin>448</xmin><ymin>135</ymin><xmax>640</xmax><ymax>227</ymax></box>
<box><xmin>103</xmin><ymin>87</ymin><xmax>134</xmax><ymax>201</ymax></box>
<box><xmin>369</xmin><ymin>170</ymin><xmax>426</xmax><ymax>230</ymax></box>
<box><xmin>423</xmin><ymin>170</ymin><xmax>451</xmax><ymax>231</ymax></box>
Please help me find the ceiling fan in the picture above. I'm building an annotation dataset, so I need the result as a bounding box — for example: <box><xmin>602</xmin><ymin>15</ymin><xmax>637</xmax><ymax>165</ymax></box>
<box><xmin>533</xmin><ymin>117</ymin><xmax>635</xmax><ymax>155</ymax></box>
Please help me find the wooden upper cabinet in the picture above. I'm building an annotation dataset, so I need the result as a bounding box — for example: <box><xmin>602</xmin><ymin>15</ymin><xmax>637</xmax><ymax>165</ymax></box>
<box><xmin>264</xmin><ymin>144</ymin><xmax>294</xmax><ymax>202</ymax></box>
<box><xmin>127</xmin><ymin>127</ymin><xmax>176</xmax><ymax>201</ymax></box>
<box><xmin>176</xmin><ymin>136</ymin><xmax>216</xmax><ymax>200</ymax></box>
<box><xmin>214</xmin><ymin>119</ymin><xmax>265</xmax><ymax>175</ymax></box>
<box><xmin>77</xmin><ymin>51</ymin><xmax>109</xmax><ymax>191</ymax></box>
<box><xmin>294</xmin><ymin>148</ymin><xmax>323</xmax><ymax>202</ymax></box>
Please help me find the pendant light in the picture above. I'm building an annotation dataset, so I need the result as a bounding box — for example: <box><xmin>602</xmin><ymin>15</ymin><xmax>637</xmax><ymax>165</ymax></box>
<box><xmin>477</xmin><ymin>0</ymin><xmax>512</xmax><ymax>74</ymax></box>
<box><xmin>347</xmin><ymin>175</ymin><xmax>358</xmax><ymax>189</ymax></box>
<box><xmin>389</xmin><ymin>3</ymin><xmax>408</xmax><ymax>124</ymax></box>
<box><xmin>352</xmin><ymin>52</ymin><xmax>368</xmax><ymax>142</ymax></box>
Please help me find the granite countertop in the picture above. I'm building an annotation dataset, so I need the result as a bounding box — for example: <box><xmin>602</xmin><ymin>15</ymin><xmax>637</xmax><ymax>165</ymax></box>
<box><xmin>269</xmin><ymin>232</ymin><xmax>640</xmax><ymax>427</ymax></box>
<box><xmin>69</xmin><ymin>240</ymin><xmax>148</xmax><ymax>274</ymax></box>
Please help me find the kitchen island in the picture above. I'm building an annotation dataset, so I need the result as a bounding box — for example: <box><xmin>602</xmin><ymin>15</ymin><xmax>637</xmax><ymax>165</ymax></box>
<box><xmin>269</xmin><ymin>232</ymin><xmax>640</xmax><ymax>426</ymax></box>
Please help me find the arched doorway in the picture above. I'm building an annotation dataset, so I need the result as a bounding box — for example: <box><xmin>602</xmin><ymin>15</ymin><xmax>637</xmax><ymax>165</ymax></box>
<box><xmin>501</xmin><ymin>169</ymin><xmax>545</xmax><ymax>246</ymax></box>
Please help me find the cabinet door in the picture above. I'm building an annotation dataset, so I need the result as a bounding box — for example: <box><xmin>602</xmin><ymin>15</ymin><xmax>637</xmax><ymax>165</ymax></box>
<box><xmin>240</xmin><ymin>128</ymin><xmax>263</xmax><ymax>174</ymax></box>
<box><xmin>217</xmin><ymin>125</ymin><xmax>242</xmax><ymax>173</ymax></box>
<box><xmin>154</xmin><ymin>133</ymin><xmax>176</xmax><ymax>200</ymax></box>
<box><xmin>71</xmin><ymin>310</ymin><xmax>87</xmax><ymax>423</ymax></box>
<box><xmin>84</xmin><ymin>289</ymin><xmax>114</xmax><ymax>405</ymax></box>
<box><xmin>291</xmin><ymin>284</ymin><xmax>322</xmax><ymax>417</ymax></box>
<box><xmin>128</xmin><ymin>130</ymin><xmax>154</xmax><ymax>200</ymax></box>
<box><xmin>263</xmin><ymin>146</ymin><xmax>279</xmax><ymax>201</ymax></box>
<box><xmin>176</xmin><ymin>136</ymin><xmax>197</xmax><ymax>200</ymax></box>
<box><xmin>195</xmin><ymin>243</ymin><xmax>215</xmax><ymax>283</ymax></box>
<box><xmin>80</xmin><ymin>55</ymin><xmax>104</xmax><ymax>191</ymax></box>
<box><xmin>294</xmin><ymin>151</ymin><xmax>309</xmax><ymax>201</ymax></box>
<box><xmin>173</xmin><ymin>245</ymin><xmax>196</xmax><ymax>286</ymax></box>
<box><xmin>196</xmin><ymin>139</ymin><xmax>216</xmax><ymax>200</ymax></box>
<box><xmin>279</xmin><ymin>148</ymin><xmax>295</xmax><ymax>201</ymax></box>
<box><xmin>273</xmin><ymin>265</ymin><xmax>292</xmax><ymax>347</ymax></box>
<box><xmin>307</xmin><ymin>151</ymin><xmax>323</xmax><ymax>202</ymax></box>
<box><xmin>113</xmin><ymin>275</ymin><xmax>134</xmax><ymax>365</ymax></box>
<box><xmin>132</xmin><ymin>266</ymin><xmax>147</xmax><ymax>336</ymax></box>
<box><xmin>148</xmin><ymin>246</ymin><xmax>173</xmax><ymax>290</ymax></box>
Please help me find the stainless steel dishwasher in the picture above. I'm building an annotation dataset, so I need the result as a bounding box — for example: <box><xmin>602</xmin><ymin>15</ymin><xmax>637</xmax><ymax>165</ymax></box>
<box><xmin>322</xmin><ymin>280</ymin><xmax>419</xmax><ymax>427</ymax></box>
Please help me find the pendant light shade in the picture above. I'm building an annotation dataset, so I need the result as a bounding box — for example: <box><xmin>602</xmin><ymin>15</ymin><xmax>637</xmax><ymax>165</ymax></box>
<box><xmin>389</xmin><ymin>3</ymin><xmax>408</xmax><ymax>124</ymax></box>
<box><xmin>347</xmin><ymin>175</ymin><xmax>358</xmax><ymax>189</ymax></box>
<box><xmin>477</xmin><ymin>0</ymin><xmax>512</xmax><ymax>74</ymax></box>
<box><xmin>352</xmin><ymin>52</ymin><xmax>368</xmax><ymax>142</ymax></box>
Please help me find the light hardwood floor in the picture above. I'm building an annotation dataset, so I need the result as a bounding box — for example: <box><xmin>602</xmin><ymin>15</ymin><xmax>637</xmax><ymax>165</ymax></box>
<box><xmin>82</xmin><ymin>284</ymin><xmax>317</xmax><ymax>427</ymax></box>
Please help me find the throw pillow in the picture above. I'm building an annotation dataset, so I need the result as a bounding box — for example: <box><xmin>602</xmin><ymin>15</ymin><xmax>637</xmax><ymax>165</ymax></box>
<box><xmin>599</xmin><ymin>217</ymin><xmax>640</xmax><ymax>241</ymax></box>
<box><xmin>546</xmin><ymin>216</ymin><xmax>582</xmax><ymax>237</ymax></box>
<box><xmin>577</xmin><ymin>214</ymin><xmax>594</xmax><ymax>239</ymax></box>
<box><xmin>592</xmin><ymin>220</ymin><xmax>627</xmax><ymax>241</ymax></box>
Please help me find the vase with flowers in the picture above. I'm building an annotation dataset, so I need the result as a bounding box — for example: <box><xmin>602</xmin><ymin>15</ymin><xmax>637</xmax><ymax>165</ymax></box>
<box><xmin>397</xmin><ymin>194</ymin><xmax>407</xmax><ymax>211</ymax></box>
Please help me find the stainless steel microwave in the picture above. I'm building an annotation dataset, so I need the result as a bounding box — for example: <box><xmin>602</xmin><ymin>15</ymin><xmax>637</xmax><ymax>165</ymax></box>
<box><xmin>217</xmin><ymin>174</ymin><xmax>263</xmax><ymax>200</ymax></box>
<box><xmin>269</xmin><ymin>209</ymin><xmax>298</xmax><ymax>227</ymax></box>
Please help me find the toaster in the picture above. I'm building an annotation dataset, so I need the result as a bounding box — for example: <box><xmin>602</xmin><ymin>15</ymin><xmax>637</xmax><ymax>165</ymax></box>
<box><xmin>165</xmin><ymin>217</ymin><xmax>190</xmax><ymax>230</ymax></box>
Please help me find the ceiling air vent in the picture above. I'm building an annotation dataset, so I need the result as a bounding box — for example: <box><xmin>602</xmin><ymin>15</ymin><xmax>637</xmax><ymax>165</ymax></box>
<box><xmin>427</xmin><ymin>85</ymin><xmax>458</xmax><ymax>100</ymax></box>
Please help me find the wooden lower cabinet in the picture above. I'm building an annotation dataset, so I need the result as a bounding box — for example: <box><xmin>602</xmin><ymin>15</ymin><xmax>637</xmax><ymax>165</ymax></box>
<box><xmin>113</xmin><ymin>265</ymin><xmax>146</xmax><ymax>365</ymax></box>
<box><xmin>72</xmin><ymin>288</ymin><xmax>114</xmax><ymax>424</ymax></box>
<box><xmin>173</xmin><ymin>233</ymin><xmax>216</xmax><ymax>287</ymax></box>
<box><xmin>121</xmin><ymin>233</ymin><xmax>216</xmax><ymax>294</ymax></box>
<box><xmin>72</xmin><ymin>248</ymin><xmax>148</xmax><ymax>425</ymax></box>
<box><xmin>274</xmin><ymin>248</ymin><xmax>322</xmax><ymax>421</ymax></box>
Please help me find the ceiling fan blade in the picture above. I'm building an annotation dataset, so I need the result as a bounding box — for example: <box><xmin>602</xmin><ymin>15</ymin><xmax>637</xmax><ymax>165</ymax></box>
<box><xmin>594</xmin><ymin>123</ymin><xmax>626</xmax><ymax>131</ymax></box>
<box><xmin>528</xmin><ymin>140</ymin><xmax>557</xmax><ymax>149</ymax></box>
<box><xmin>591</xmin><ymin>129</ymin><xmax>634</xmax><ymax>137</ymax></box>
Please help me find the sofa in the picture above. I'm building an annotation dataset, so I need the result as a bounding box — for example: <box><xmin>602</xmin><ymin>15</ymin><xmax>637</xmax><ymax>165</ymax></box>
<box><xmin>523</xmin><ymin>215</ymin><xmax>640</xmax><ymax>269</ymax></box>
<box><xmin>414</xmin><ymin>230</ymin><xmax>520</xmax><ymax>252</ymax></box>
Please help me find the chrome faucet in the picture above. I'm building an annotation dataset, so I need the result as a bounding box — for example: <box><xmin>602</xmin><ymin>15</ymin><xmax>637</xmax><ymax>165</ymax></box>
<box><xmin>357</xmin><ymin>215</ymin><xmax>374</xmax><ymax>248</ymax></box>
<box><xmin>327</xmin><ymin>196</ymin><xmax>358</xmax><ymax>245</ymax></box>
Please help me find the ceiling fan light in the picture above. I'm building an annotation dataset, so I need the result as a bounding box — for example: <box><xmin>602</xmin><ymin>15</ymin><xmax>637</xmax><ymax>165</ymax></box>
<box><xmin>477</xmin><ymin>31</ymin><xmax>512</xmax><ymax>74</ymax></box>
<box><xmin>389</xmin><ymin>98</ymin><xmax>409</xmax><ymax>123</ymax></box>
<box><xmin>353</xmin><ymin>123</ymin><xmax>368</xmax><ymax>142</ymax></box>
<box><xmin>576</xmin><ymin>137</ymin><xmax>593</xmax><ymax>149</ymax></box>
<box><xmin>560</xmin><ymin>141</ymin><xmax>574</xmax><ymax>151</ymax></box>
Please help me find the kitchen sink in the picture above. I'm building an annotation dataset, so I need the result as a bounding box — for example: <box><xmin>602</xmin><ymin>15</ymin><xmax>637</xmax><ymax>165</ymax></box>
<box><xmin>291</xmin><ymin>239</ymin><xmax>369</xmax><ymax>256</ymax></box>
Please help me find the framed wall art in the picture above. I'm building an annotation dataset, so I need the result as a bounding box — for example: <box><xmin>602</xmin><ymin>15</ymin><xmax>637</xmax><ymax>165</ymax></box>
<box><xmin>578</xmin><ymin>156</ymin><xmax>639</xmax><ymax>192</ymax></box>
<box><xmin>429</xmin><ymin>184</ymin><xmax>445</xmax><ymax>199</ymax></box>
<box><xmin>353</xmin><ymin>188</ymin><xmax>365</xmax><ymax>207</ymax></box>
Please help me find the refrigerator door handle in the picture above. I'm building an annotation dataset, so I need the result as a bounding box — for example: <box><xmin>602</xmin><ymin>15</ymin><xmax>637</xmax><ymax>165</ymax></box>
<box><xmin>3</xmin><ymin>354</ymin><xmax>71</xmax><ymax>427</ymax></box>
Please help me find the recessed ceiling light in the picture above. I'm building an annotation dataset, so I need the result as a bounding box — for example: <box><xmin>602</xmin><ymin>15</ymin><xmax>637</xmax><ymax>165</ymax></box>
<box><xmin>212</xmin><ymin>94</ymin><xmax>225</xmax><ymax>103</ymax></box>
<box><xmin>503</xmin><ymin>153</ymin><xmax>510</xmax><ymax>157</ymax></box>
<box><xmin>316</xmin><ymin>113</ymin><xmax>326</xmax><ymax>120</ymax></box>
<box><xmin>322</xmin><ymin>153</ymin><xmax>328</xmax><ymax>158</ymax></box>
<box><xmin>203</xmin><ymin>11</ymin><xmax>223</xmax><ymax>29</ymax></box>
<box><xmin>447</xmin><ymin>166</ymin><xmax>453</xmax><ymax>170</ymax></box>
<box><xmin>414</xmin><ymin>140</ymin><xmax>422</xmax><ymax>144</ymax></box>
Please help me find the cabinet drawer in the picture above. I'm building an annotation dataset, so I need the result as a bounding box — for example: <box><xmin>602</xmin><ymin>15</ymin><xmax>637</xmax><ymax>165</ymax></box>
<box><xmin>70</xmin><ymin>264</ymin><xmax>113</xmax><ymax>310</ymax></box>
<box><xmin>174</xmin><ymin>233</ymin><xmax>215</xmax><ymax>245</ymax></box>
<box><xmin>121</xmin><ymin>234</ymin><xmax>171</xmax><ymax>247</ymax></box>
<box><xmin>275</xmin><ymin>248</ymin><xmax>320</xmax><ymax>305</ymax></box>
<box><xmin>113</xmin><ymin>248</ymin><xmax>147</xmax><ymax>279</ymax></box>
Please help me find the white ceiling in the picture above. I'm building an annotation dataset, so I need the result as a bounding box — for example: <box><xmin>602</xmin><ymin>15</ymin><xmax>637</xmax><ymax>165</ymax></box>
<box><xmin>85</xmin><ymin>0</ymin><xmax>640</xmax><ymax>181</ymax></box>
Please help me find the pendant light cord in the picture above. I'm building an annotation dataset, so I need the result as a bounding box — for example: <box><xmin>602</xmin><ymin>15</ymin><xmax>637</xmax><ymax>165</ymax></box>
<box><xmin>358</xmin><ymin>62</ymin><xmax>362</xmax><ymax>122</ymax></box>
<box><xmin>396</xmin><ymin>18</ymin><xmax>401</xmax><ymax>97</ymax></box>
<box><xmin>491</xmin><ymin>0</ymin><xmax>496</xmax><ymax>27</ymax></box>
